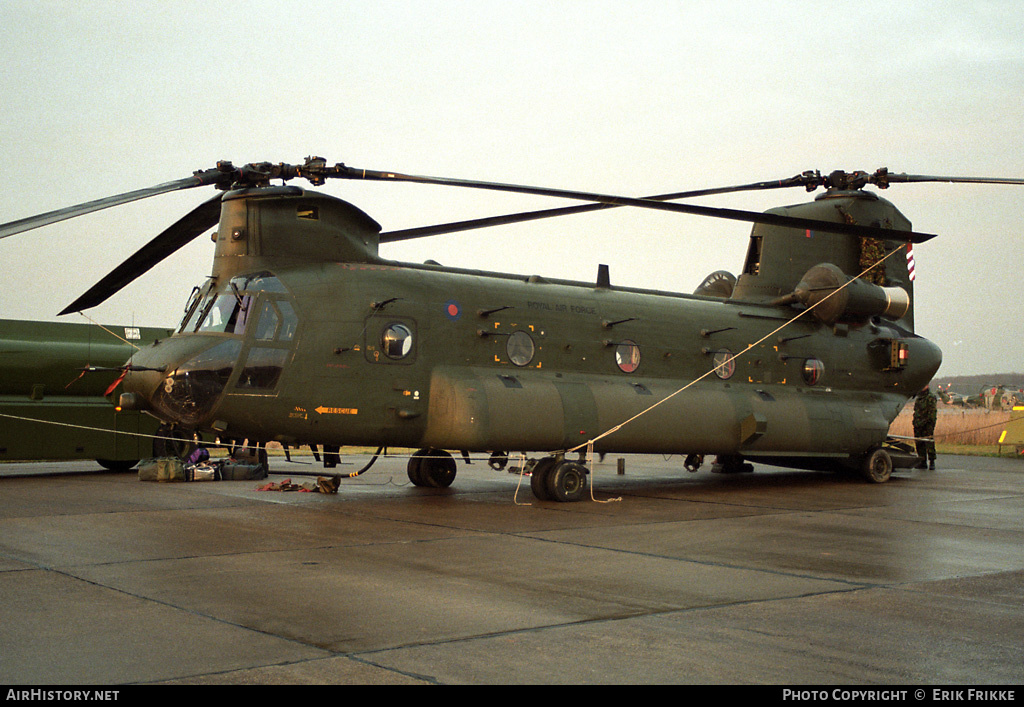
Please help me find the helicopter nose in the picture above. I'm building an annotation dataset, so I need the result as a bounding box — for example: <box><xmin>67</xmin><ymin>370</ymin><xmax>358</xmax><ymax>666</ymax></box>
<box><xmin>904</xmin><ymin>336</ymin><xmax>943</xmax><ymax>391</ymax></box>
<box><xmin>123</xmin><ymin>336</ymin><xmax>242</xmax><ymax>427</ymax></box>
<box><xmin>120</xmin><ymin>367</ymin><xmax>164</xmax><ymax>410</ymax></box>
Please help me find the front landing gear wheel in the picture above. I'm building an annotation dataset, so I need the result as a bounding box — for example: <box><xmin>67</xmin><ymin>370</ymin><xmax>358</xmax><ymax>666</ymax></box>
<box><xmin>407</xmin><ymin>449</ymin><xmax>428</xmax><ymax>486</ymax></box>
<box><xmin>861</xmin><ymin>447</ymin><xmax>893</xmax><ymax>483</ymax></box>
<box><xmin>153</xmin><ymin>424</ymin><xmax>196</xmax><ymax>460</ymax></box>
<box><xmin>408</xmin><ymin>448</ymin><xmax>457</xmax><ymax>488</ymax></box>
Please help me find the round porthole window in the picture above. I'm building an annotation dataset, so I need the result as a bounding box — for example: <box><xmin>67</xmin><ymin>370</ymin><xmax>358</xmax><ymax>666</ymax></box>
<box><xmin>381</xmin><ymin>323</ymin><xmax>413</xmax><ymax>359</ymax></box>
<box><xmin>615</xmin><ymin>340</ymin><xmax>641</xmax><ymax>373</ymax></box>
<box><xmin>506</xmin><ymin>330</ymin><xmax>535</xmax><ymax>367</ymax></box>
<box><xmin>713</xmin><ymin>349</ymin><xmax>735</xmax><ymax>380</ymax></box>
<box><xmin>802</xmin><ymin>357</ymin><xmax>825</xmax><ymax>385</ymax></box>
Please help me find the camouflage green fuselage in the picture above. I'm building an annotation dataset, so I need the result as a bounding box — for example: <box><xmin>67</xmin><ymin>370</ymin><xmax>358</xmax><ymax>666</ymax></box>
<box><xmin>122</xmin><ymin>186</ymin><xmax>941</xmax><ymax>466</ymax></box>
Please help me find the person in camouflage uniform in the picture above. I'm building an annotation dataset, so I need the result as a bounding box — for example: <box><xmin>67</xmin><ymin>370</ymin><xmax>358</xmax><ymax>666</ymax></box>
<box><xmin>913</xmin><ymin>384</ymin><xmax>937</xmax><ymax>469</ymax></box>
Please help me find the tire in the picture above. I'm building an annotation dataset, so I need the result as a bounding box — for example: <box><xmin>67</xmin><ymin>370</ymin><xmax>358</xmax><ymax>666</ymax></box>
<box><xmin>547</xmin><ymin>460</ymin><xmax>589</xmax><ymax>502</ymax></box>
<box><xmin>408</xmin><ymin>448</ymin><xmax>429</xmax><ymax>486</ymax></box>
<box><xmin>530</xmin><ymin>456</ymin><xmax>559</xmax><ymax>501</ymax></box>
<box><xmin>153</xmin><ymin>424</ymin><xmax>196</xmax><ymax>460</ymax></box>
<box><xmin>421</xmin><ymin>449</ymin><xmax>457</xmax><ymax>488</ymax></box>
<box><xmin>861</xmin><ymin>447</ymin><xmax>893</xmax><ymax>484</ymax></box>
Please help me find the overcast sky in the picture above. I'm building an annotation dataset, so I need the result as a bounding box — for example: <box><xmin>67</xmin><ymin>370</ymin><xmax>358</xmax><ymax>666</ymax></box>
<box><xmin>1</xmin><ymin>1</ymin><xmax>1021</xmax><ymax>377</ymax></box>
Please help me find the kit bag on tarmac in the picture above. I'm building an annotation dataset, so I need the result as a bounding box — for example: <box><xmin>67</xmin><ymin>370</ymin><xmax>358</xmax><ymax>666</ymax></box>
<box><xmin>218</xmin><ymin>460</ymin><xmax>268</xmax><ymax>481</ymax></box>
<box><xmin>139</xmin><ymin>454</ymin><xmax>267</xmax><ymax>482</ymax></box>
<box><xmin>137</xmin><ymin>457</ymin><xmax>185</xmax><ymax>482</ymax></box>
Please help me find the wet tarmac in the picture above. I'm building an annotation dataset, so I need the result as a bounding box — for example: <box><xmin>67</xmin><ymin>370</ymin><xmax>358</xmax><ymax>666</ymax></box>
<box><xmin>1</xmin><ymin>453</ymin><xmax>1022</xmax><ymax>685</ymax></box>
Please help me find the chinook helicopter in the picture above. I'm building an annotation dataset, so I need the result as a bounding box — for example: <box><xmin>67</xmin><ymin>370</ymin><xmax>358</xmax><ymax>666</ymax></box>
<box><xmin>2</xmin><ymin>159</ymin><xmax>1020</xmax><ymax>501</ymax></box>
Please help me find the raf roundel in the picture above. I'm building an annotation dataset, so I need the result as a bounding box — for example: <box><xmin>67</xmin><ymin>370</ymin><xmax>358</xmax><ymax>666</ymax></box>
<box><xmin>444</xmin><ymin>300</ymin><xmax>461</xmax><ymax>321</ymax></box>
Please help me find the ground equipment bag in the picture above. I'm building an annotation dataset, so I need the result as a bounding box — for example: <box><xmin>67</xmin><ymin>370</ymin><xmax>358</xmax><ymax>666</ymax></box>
<box><xmin>186</xmin><ymin>463</ymin><xmax>219</xmax><ymax>481</ymax></box>
<box><xmin>219</xmin><ymin>460</ymin><xmax>267</xmax><ymax>481</ymax></box>
<box><xmin>138</xmin><ymin>457</ymin><xmax>186</xmax><ymax>482</ymax></box>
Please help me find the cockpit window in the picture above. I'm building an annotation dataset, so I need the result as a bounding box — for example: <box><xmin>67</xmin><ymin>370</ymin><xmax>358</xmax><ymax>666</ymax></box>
<box><xmin>196</xmin><ymin>293</ymin><xmax>250</xmax><ymax>335</ymax></box>
<box><xmin>179</xmin><ymin>288</ymin><xmax>205</xmax><ymax>333</ymax></box>
<box><xmin>277</xmin><ymin>301</ymin><xmax>298</xmax><ymax>341</ymax></box>
<box><xmin>236</xmin><ymin>347</ymin><xmax>290</xmax><ymax>390</ymax></box>
<box><xmin>178</xmin><ymin>287</ymin><xmax>202</xmax><ymax>332</ymax></box>
<box><xmin>179</xmin><ymin>272</ymin><xmax>295</xmax><ymax>338</ymax></box>
<box><xmin>254</xmin><ymin>300</ymin><xmax>279</xmax><ymax>341</ymax></box>
<box><xmin>186</xmin><ymin>292</ymin><xmax>216</xmax><ymax>332</ymax></box>
<box><xmin>230</xmin><ymin>272</ymin><xmax>288</xmax><ymax>293</ymax></box>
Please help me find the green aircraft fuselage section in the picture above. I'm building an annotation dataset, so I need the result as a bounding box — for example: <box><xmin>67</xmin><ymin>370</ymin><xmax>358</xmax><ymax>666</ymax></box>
<box><xmin>121</xmin><ymin>186</ymin><xmax>941</xmax><ymax>465</ymax></box>
<box><xmin>0</xmin><ymin>319</ymin><xmax>173</xmax><ymax>462</ymax></box>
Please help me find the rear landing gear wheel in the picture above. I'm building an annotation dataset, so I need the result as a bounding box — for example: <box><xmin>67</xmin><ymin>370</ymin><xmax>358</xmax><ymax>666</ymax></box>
<box><xmin>547</xmin><ymin>460</ymin><xmax>588</xmax><ymax>503</ymax></box>
<box><xmin>529</xmin><ymin>456</ymin><xmax>559</xmax><ymax>501</ymax></box>
<box><xmin>861</xmin><ymin>447</ymin><xmax>893</xmax><ymax>483</ymax></box>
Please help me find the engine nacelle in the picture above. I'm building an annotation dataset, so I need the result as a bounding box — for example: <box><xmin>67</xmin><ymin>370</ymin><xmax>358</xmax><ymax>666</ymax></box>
<box><xmin>792</xmin><ymin>263</ymin><xmax>910</xmax><ymax>324</ymax></box>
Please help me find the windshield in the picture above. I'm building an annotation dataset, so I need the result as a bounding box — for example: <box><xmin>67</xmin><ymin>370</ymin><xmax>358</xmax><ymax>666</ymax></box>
<box><xmin>180</xmin><ymin>272</ymin><xmax>293</xmax><ymax>338</ymax></box>
<box><xmin>196</xmin><ymin>293</ymin><xmax>251</xmax><ymax>335</ymax></box>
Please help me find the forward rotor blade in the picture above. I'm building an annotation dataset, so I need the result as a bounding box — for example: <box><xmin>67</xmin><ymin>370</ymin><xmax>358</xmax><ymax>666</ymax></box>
<box><xmin>876</xmin><ymin>173</ymin><xmax>1024</xmax><ymax>187</ymax></box>
<box><xmin>0</xmin><ymin>167</ymin><xmax>227</xmax><ymax>240</ymax></box>
<box><xmin>59</xmin><ymin>194</ymin><xmax>223</xmax><ymax>315</ymax></box>
<box><xmin>340</xmin><ymin>166</ymin><xmax>936</xmax><ymax>242</ymax></box>
<box><xmin>381</xmin><ymin>174</ymin><xmax>820</xmax><ymax>242</ymax></box>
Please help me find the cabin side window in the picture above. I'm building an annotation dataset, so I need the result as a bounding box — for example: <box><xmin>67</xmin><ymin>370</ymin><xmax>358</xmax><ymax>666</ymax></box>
<box><xmin>506</xmin><ymin>331</ymin><xmax>536</xmax><ymax>367</ymax></box>
<box><xmin>615</xmin><ymin>341</ymin><xmax>641</xmax><ymax>373</ymax></box>
<box><xmin>802</xmin><ymin>357</ymin><xmax>825</xmax><ymax>385</ymax></box>
<box><xmin>713</xmin><ymin>349</ymin><xmax>735</xmax><ymax>379</ymax></box>
<box><xmin>382</xmin><ymin>323</ymin><xmax>414</xmax><ymax>359</ymax></box>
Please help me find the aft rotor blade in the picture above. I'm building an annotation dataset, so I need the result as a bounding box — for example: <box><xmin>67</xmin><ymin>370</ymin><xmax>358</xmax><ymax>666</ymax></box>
<box><xmin>339</xmin><ymin>166</ymin><xmax>936</xmax><ymax>242</ymax></box>
<box><xmin>0</xmin><ymin>167</ymin><xmax>228</xmax><ymax>240</ymax></box>
<box><xmin>381</xmin><ymin>174</ymin><xmax>821</xmax><ymax>242</ymax></box>
<box><xmin>59</xmin><ymin>194</ymin><xmax>223</xmax><ymax>315</ymax></box>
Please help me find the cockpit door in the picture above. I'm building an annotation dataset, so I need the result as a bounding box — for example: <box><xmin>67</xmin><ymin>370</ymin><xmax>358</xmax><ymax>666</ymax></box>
<box><xmin>232</xmin><ymin>293</ymin><xmax>299</xmax><ymax>394</ymax></box>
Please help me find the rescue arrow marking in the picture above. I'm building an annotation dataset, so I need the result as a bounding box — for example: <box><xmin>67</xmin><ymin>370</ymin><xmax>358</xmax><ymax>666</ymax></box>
<box><xmin>315</xmin><ymin>406</ymin><xmax>359</xmax><ymax>415</ymax></box>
